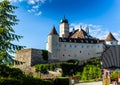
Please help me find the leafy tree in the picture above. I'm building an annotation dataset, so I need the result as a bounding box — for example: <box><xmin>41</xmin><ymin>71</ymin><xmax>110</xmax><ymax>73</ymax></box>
<box><xmin>81</xmin><ymin>67</ymin><xmax>88</xmax><ymax>80</ymax></box>
<box><xmin>0</xmin><ymin>0</ymin><xmax>24</xmax><ymax>65</ymax></box>
<box><xmin>35</xmin><ymin>64</ymin><xmax>48</xmax><ymax>74</ymax></box>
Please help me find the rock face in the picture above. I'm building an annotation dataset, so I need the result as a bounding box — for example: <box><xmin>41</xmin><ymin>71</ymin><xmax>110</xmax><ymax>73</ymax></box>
<box><xmin>14</xmin><ymin>48</ymin><xmax>45</xmax><ymax>73</ymax></box>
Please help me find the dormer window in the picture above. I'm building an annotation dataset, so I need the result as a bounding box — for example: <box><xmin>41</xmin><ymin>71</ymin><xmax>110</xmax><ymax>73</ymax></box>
<box><xmin>74</xmin><ymin>40</ymin><xmax>76</xmax><ymax>42</ymax></box>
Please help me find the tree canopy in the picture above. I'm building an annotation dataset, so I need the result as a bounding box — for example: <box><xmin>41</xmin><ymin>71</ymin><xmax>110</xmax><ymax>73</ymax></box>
<box><xmin>0</xmin><ymin>0</ymin><xmax>25</xmax><ymax>65</ymax></box>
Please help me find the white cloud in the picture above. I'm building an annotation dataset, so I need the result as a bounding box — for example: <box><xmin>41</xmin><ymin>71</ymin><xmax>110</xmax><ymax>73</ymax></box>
<box><xmin>35</xmin><ymin>11</ymin><xmax>42</xmax><ymax>16</ymax></box>
<box><xmin>27</xmin><ymin>0</ymin><xmax>47</xmax><ymax>16</ymax></box>
<box><xmin>28</xmin><ymin>0</ymin><xmax>46</xmax><ymax>4</ymax></box>
<box><xmin>1</xmin><ymin>0</ymin><xmax>50</xmax><ymax>16</ymax></box>
<box><xmin>27</xmin><ymin>9</ymin><xmax>36</xmax><ymax>13</ymax></box>
<box><xmin>70</xmin><ymin>23</ymin><xmax>120</xmax><ymax>44</ymax></box>
<box><xmin>32</xmin><ymin>5</ymin><xmax>40</xmax><ymax>9</ymax></box>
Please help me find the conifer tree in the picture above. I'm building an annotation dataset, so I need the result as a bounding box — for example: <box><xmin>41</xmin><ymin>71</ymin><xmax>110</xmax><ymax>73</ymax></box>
<box><xmin>0</xmin><ymin>0</ymin><xmax>25</xmax><ymax>65</ymax></box>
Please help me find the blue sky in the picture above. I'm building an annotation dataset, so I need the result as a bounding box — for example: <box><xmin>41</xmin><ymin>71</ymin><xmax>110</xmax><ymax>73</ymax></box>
<box><xmin>2</xmin><ymin>0</ymin><xmax>120</xmax><ymax>49</ymax></box>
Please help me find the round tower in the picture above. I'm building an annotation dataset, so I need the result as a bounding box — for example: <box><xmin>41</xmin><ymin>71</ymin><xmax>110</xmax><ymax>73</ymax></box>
<box><xmin>60</xmin><ymin>16</ymin><xmax>69</xmax><ymax>38</ymax></box>
<box><xmin>105</xmin><ymin>32</ymin><xmax>118</xmax><ymax>45</ymax></box>
<box><xmin>47</xmin><ymin>26</ymin><xmax>59</xmax><ymax>60</ymax></box>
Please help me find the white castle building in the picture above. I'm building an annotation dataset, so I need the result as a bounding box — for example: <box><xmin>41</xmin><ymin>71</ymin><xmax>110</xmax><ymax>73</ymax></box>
<box><xmin>46</xmin><ymin>17</ymin><xmax>118</xmax><ymax>62</ymax></box>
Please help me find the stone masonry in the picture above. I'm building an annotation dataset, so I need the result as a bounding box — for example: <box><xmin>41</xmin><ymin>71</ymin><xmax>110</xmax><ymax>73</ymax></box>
<box><xmin>14</xmin><ymin>48</ymin><xmax>45</xmax><ymax>73</ymax></box>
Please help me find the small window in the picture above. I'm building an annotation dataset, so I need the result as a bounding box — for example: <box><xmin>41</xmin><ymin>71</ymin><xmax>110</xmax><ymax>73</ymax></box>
<box><xmin>82</xmin><ymin>46</ymin><xmax>84</xmax><ymax>48</ymax></box>
<box><xmin>70</xmin><ymin>45</ymin><xmax>72</xmax><ymax>47</ymax></box>
<box><xmin>80</xmin><ymin>51</ymin><xmax>82</xmax><ymax>53</ymax></box>
<box><xmin>64</xmin><ymin>45</ymin><xmax>66</xmax><ymax>47</ymax></box>
<box><xmin>63</xmin><ymin>54</ymin><xmax>64</xmax><ymax>56</ymax></box>
<box><xmin>75</xmin><ymin>45</ymin><xmax>77</xmax><ymax>48</ymax></box>
<box><xmin>91</xmin><ymin>46</ymin><xmax>93</xmax><ymax>48</ymax></box>
<box><xmin>59</xmin><ymin>44</ymin><xmax>61</xmax><ymax>47</ymax></box>
<box><xmin>87</xmin><ymin>45</ymin><xmax>89</xmax><ymax>48</ymax></box>
<box><xmin>74</xmin><ymin>40</ymin><xmax>76</xmax><ymax>42</ymax></box>
<box><xmin>111</xmin><ymin>42</ymin><xmax>113</xmax><ymax>44</ymax></box>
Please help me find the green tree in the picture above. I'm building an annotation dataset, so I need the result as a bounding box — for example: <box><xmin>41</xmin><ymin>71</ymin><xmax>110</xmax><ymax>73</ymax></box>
<box><xmin>0</xmin><ymin>0</ymin><xmax>24</xmax><ymax>65</ymax></box>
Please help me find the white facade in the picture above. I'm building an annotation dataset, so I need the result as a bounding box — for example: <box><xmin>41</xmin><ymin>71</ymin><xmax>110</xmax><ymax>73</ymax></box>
<box><xmin>57</xmin><ymin>42</ymin><xmax>103</xmax><ymax>61</ymax></box>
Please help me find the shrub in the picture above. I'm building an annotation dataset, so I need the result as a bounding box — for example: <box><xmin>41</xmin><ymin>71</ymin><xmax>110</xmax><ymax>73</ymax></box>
<box><xmin>0</xmin><ymin>77</ymin><xmax>53</xmax><ymax>85</ymax></box>
<box><xmin>110</xmin><ymin>71</ymin><xmax>120</xmax><ymax>81</ymax></box>
<box><xmin>0</xmin><ymin>78</ymin><xmax>22</xmax><ymax>85</ymax></box>
<box><xmin>42</xmin><ymin>50</ymin><xmax>48</xmax><ymax>61</ymax></box>
<box><xmin>53</xmin><ymin>77</ymin><xmax>70</xmax><ymax>85</ymax></box>
<box><xmin>0</xmin><ymin>64</ymin><xmax>24</xmax><ymax>79</ymax></box>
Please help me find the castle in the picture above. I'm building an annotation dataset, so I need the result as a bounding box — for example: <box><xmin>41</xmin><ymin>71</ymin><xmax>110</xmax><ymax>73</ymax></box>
<box><xmin>46</xmin><ymin>17</ymin><xmax>118</xmax><ymax>62</ymax></box>
<box><xmin>15</xmin><ymin>17</ymin><xmax>118</xmax><ymax>67</ymax></box>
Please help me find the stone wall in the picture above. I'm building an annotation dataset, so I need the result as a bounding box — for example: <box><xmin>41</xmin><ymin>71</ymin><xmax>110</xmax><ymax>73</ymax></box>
<box><xmin>14</xmin><ymin>48</ymin><xmax>45</xmax><ymax>73</ymax></box>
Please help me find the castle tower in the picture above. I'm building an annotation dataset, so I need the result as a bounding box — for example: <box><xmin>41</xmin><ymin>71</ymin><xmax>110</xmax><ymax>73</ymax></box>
<box><xmin>105</xmin><ymin>32</ymin><xmax>118</xmax><ymax>45</ymax></box>
<box><xmin>46</xmin><ymin>26</ymin><xmax>59</xmax><ymax>61</ymax></box>
<box><xmin>60</xmin><ymin>16</ymin><xmax>69</xmax><ymax>38</ymax></box>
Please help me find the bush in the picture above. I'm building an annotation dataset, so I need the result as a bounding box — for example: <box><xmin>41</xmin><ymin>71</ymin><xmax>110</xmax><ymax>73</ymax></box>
<box><xmin>0</xmin><ymin>78</ymin><xmax>22</xmax><ymax>85</ymax></box>
<box><xmin>0</xmin><ymin>77</ymin><xmax>53</xmax><ymax>85</ymax></box>
<box><xmin>0</xmin><ymin>64</ymin><xmax>24</xmax><ymax>78</ymax></box>
<box><xmin>42</xmin><ymin>50</ymin><xmax>48</xmax><ymax>61</ymax></box>
<box><xmin>110</xmin><ymin>71</ymin><xmax>120</xmax><ymax>81</ymax></box>
<box><xmin>53</xmin><ymin>77</ymin><xmax>70</xmax><ymax>85</ymax></box>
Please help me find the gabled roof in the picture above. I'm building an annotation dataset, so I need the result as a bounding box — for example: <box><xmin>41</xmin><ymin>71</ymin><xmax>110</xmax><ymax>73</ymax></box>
<box><xmin>105</xmin><ymin>32</ymin><xmax>117</xmax><ymax>41</ymax></box>
<box><xmin>49</xmin><ymin>26</ymin><xmax>58</xmax><ymax>35</ymax></box>
<box><xmin>69</xmin><ymin>29</ymin><xmax>92</xmax><ymax>39</ymax></box>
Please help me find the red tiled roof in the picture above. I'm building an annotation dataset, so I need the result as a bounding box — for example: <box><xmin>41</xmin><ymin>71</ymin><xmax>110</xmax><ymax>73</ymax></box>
<box><xmin>69</xmin><ymin>29</ymin><xmax>89</xmax><ymax>39</ymax></box>
<box><xmin>49</xmin><ymin>26</ymin><xmax>58</xmax><ymax>35</ymax></box>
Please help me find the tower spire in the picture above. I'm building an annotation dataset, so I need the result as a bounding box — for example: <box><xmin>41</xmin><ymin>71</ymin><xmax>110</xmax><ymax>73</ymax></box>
<box><xmin>49</xmin><ymin>26</ymin><xmax>58</xmax><ymax>35</ymax></box>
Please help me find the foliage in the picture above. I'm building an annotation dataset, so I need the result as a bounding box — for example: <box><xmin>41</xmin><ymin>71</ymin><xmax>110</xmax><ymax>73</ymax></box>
<box><xmin>0</xmin><ymin>65</ymin><xmax>53</xmax><ymax>85</ymax></box>
<box><xmin>0</xmin><ymin>78</ymin><xmax>22</xmax><ymax>85</ymax></box>
<box><xmin>81</xmin><ymin>64</ymin><xmax>102</xmax><ymax>81</ymax></box>
<box><xmin>61</xmin><ymin>62</ymin><xmax>78</xmax><ymax>76</ymax></box>
<box><xmin>0</xmin><ymin>77</ymin><xmax>53</xmax><ymax>85</ymax></box>
<box><xmin>42</xmin><ymin>50</ymin><xmax>48</xmax><ymax>61</ymax></box>
<box><xmin>21</xmin><ymin>75</ymin><xmax>53</xmax><ymax>85</ymax></box>
<box><xmin>75</xmin><ymin>72</ymin><xmax>81</xmax><ymax>80</ymax></box>
<box><xmin>0</xmin><ymin>64</ymin><xmax>24</xmax><ymax>78</ymax></box>
<box><xmin>35</xmin><ymin>64</ymin><xmax>48</xmax><ymax>74</ymax></box>
<box><xmin>53</xmin><ymin>77</ymin><xmax>70</xmax><ymax>85</ymax></box>
<box><xmin>110</xmin><ymin>71</ymin><xmax>120</xmax><ymax>81</ymax></box>
<box><xmin>0</xmin><ymin>0</ymin><xmax>25</xmax><ymax>65</ymax></box>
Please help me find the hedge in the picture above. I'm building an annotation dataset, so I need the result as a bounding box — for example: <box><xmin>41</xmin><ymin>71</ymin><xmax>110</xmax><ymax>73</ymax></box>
<box><xmin>0</xmin><ymin>77</ymin><xmax>53</xmax><ymax>85</ymax></box>
<box><xmin>53</xmin><ymin>77</ymin><xmax>70</xmax><ymax>85</ymax></box>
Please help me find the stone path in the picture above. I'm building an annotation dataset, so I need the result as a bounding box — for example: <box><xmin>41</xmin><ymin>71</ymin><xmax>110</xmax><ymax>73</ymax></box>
<box><xmin>75</xmin><ymin>81</ymin><xmax>102</xmax><ymax>85</ymax></box>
